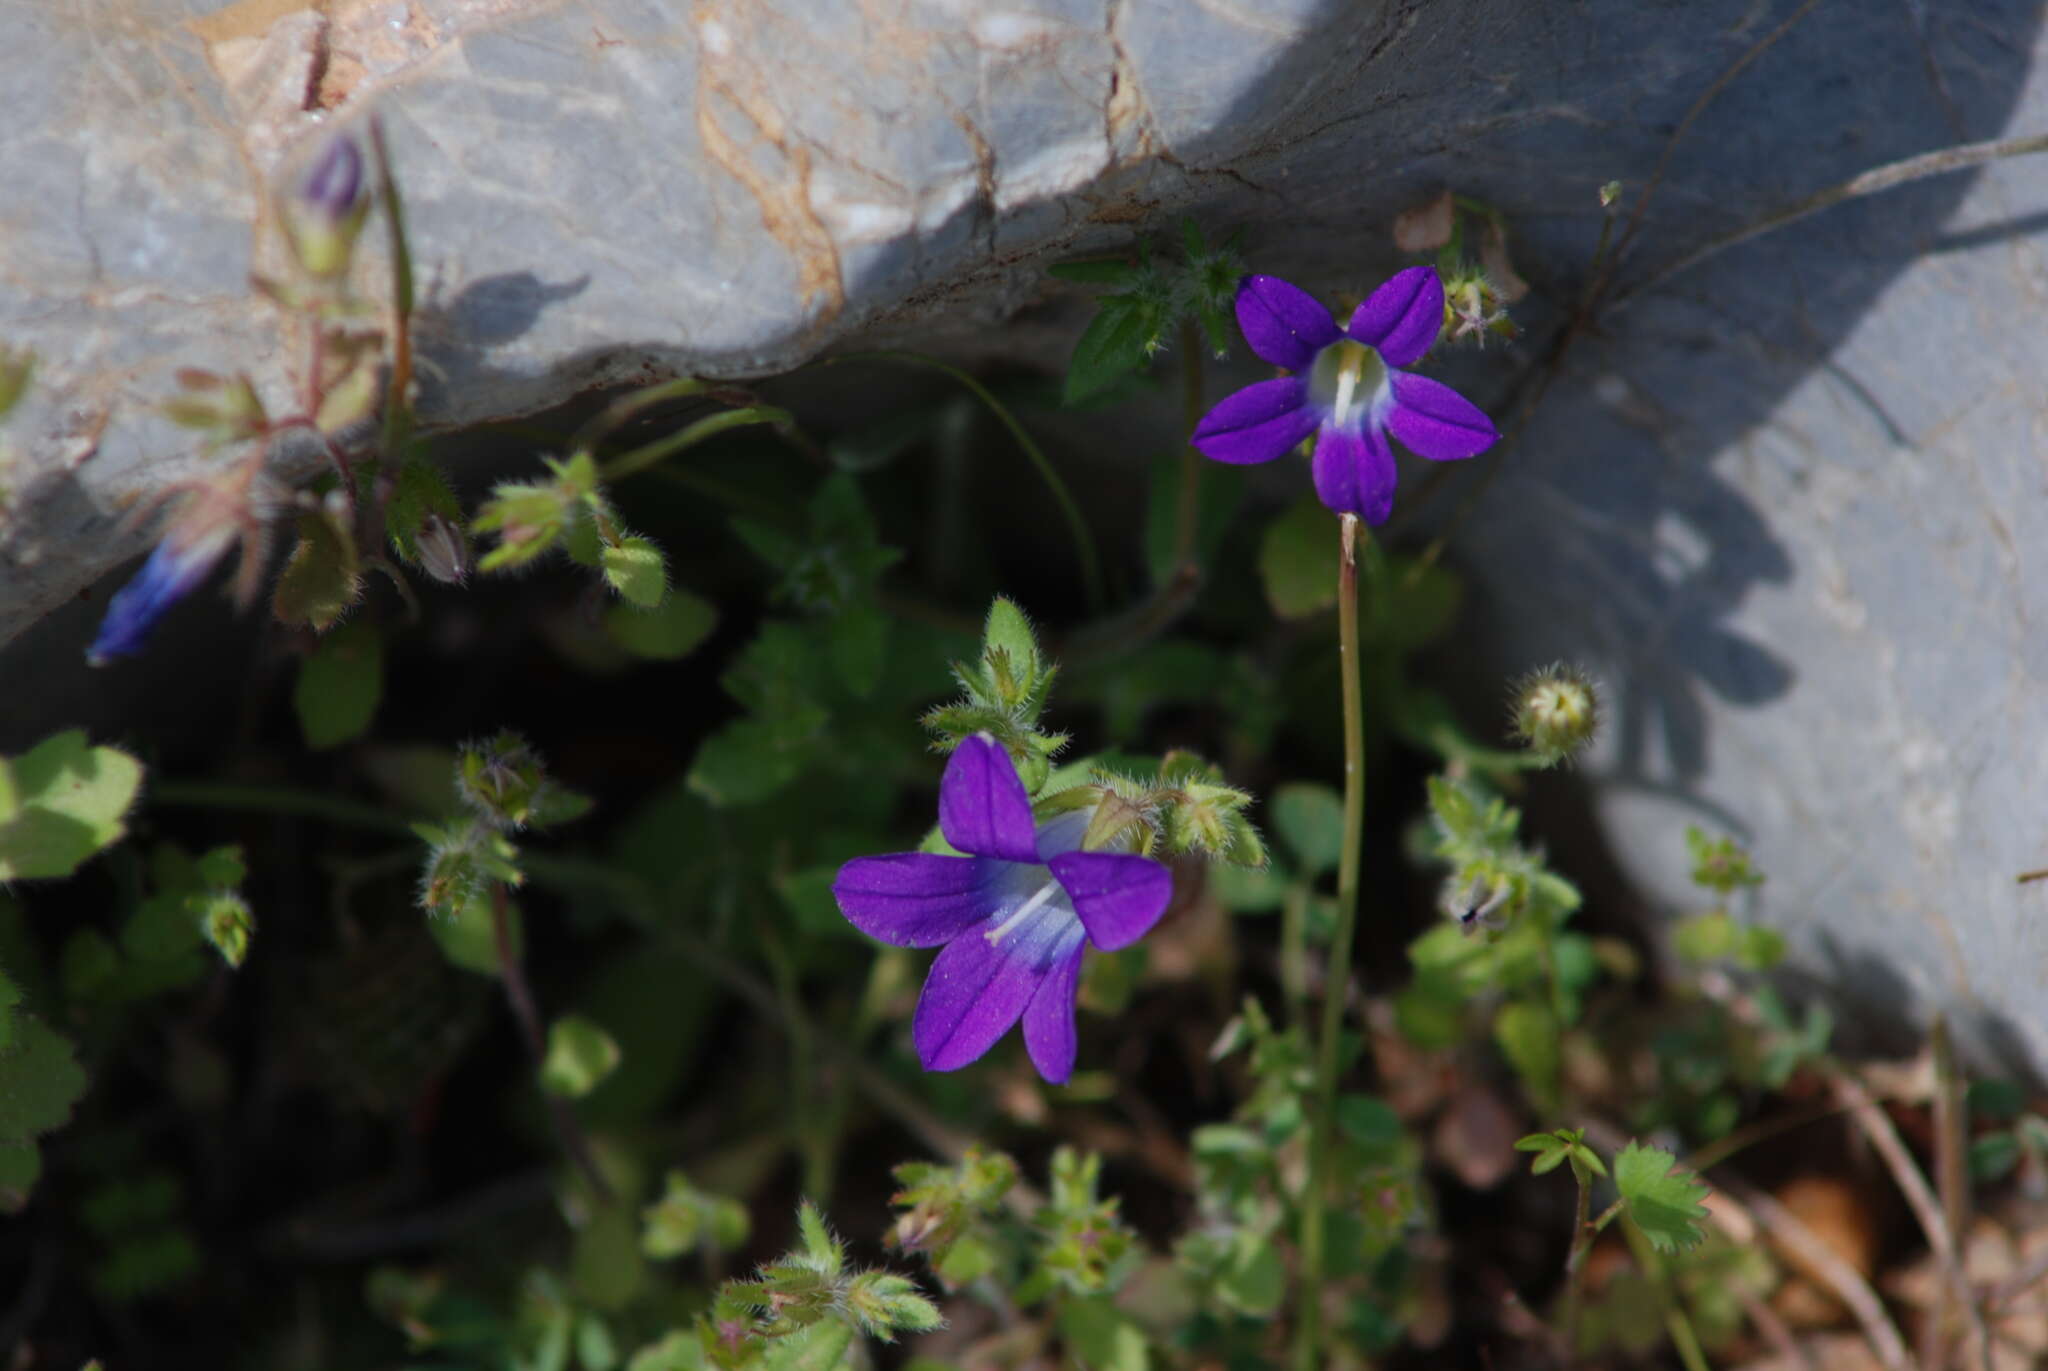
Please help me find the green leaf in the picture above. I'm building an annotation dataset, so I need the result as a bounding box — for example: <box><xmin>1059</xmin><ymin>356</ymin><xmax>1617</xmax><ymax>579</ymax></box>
<box><xmin>625</xmin><ymin>1332</ymin><xmax>708</xmax><ymax>1371</ymax></box>
<box><xmin>1967</xmin><ymin>1079</ymin><xmax>2027</xmax><ymax>1124</ymax></box>
<box><xmin>605</xmin><ymin>588</ymin><xmax>717</xmax><ymax>660</ymax></box>
<box><xmin>428</xmin><ymin>892</ymin><xmax>520</xmax><ymax>976</ymax></box>
<box><xmin>385</xmin><ymin>457</ymin><xmax>462</xmax><ymax>562</ymax></box>
<box><xmin>272</xmin><ymin>510</ymin><xmax>361</xmax><ymax>630</ymax></box>
<box><xmin>796</xmin><ymin>1200</ymin><xmax>842</xmax><ymax>1274</ymax></box>
<box><xmin>1258</xmin><ymin>497</ymin><xmax>1337</xmax><ymax>619</ymax></box>
<box><xmin>1672</xmin><ymin>912</ymin><xmax>1735</xmax><ymax>962</ymax></box>
<box><xmin>1494</xmin><ymin>1000</ymin><xmax>1561</xmax><ymax>1110</ymax></box>
<box><xmin>761</xmin><ymin>1323</ymin><xmax>853</xmax><ymax>1371</ymax></box>
<box><xmin>0</xmin><ymin>731</ymin><xmax>144</xmax><ymax>881</ymax></box>
<box><xmin>1271</xmin><ymin>782</ymin><xmax>1344</xmax><ymax>877</ymax></box>
<box><xmin>0</xmin><ymin>1140</ymin><xmax>39</xmax><ymax>1210</ymax></box>
<box><xmin>687</xmin><ymin>719</ymin><xmax>815</xmax><ymax>807</ymax></box>
<box><xmin>983</xmin><ymin>596</ymin><xmax>1041</xmax><ymax>687</ymax></box>
<box><xmin>1142</xmin><ymin>447</ymin><xmax>1240</xmax><ymax>587</ymax></box>
<box><xmin>1969</xmin><ymin>1132</ymin><xmax>2020</xmax><ymax>1183</ymax></box>
<box><xmin>1216</xmin><ymin>1229</ymin><xmax>1285</xmax><ymax>1316</ymax></box>
<box><xmin>1063</xmin><ymin>293</ymin><xmax>1161</xmax><ymax>406</ymax></box>
<box><xmin>602</xmin><ymin>536</ymin><xmax>668</xmax><ymax>608</ymax></box>
<box><xmin>541</xmin><ymin>1014</ymin><xmax>622</xmax><ymax>1098</ymax></box>
<box><xmin>0</xmin><ymin>1015</ymin><xmax>87</xmax><ymax>1144</ymax></box>
<box><xmin>828</xmin><ymin>601</ymin><xmax>887</xmax><ymax>698</ymax></box>
<box><xmin>1208</xmin><ymin>861</ymin><xmax>1289</xmax><ymax>913</ymax></box>
<box><xmin>1058</xmin><ymin>1297</ymin><xmax>1149</xmax><ymax>1371</ymax></box>
<box><xmin>294</xmin><ymin>618</ymin><xmax>384</xmax><ymax>749</ymax></box>
<box><xmin>571</xmin><ymin>1200</ymin><xmax>647</xmax><ymax>1312</ymax></box>
<box><xmin>1613</xmin><ymin>1140</ymin><xmax>1711</xmax><ymax>1254</ymax></box>
<box><xmin>1048</xmin><ymin>256</ymin><xmax>1143</xmax><ymax>286</ymax></box>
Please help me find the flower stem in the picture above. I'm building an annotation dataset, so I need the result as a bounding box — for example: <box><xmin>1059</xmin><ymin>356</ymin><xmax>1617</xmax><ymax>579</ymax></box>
<box><xmin>599</xmin><ymin>406</ymin><xmax>795</xmax><ymax>484</ymax></box>
<box><xmin>1619</xmin><ymin>1213</ymin><xmax>1711</xmax><ymax>1371</ymax></box>
<box><xmin>1561</xmin><ymin>1166</ymin><xmax>1596</xmax><ymax>1361</ymax></box>
<box><xmin>1293</xmin><ymin>512</ymin><xmax>1366</xmax><ymax>1371</ymax></box>
<box><xmin>826</xmin><ymin>350</ymin><xmax>1105</xmax><ymax>612</ymax></box>
<box><xmin>367</xmin><ymin>117</ymin><xmax>416</xmax><ymax>456</ymax></box>
<box><xmin>490</xmin><ymin>883</ymin><xmax>613</xmax><ymax>1204</ymax></box>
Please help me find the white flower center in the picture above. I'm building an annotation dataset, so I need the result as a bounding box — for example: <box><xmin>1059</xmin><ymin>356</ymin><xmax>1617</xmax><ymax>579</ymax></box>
<box><xmin>986</xmin><ymin>878</ymin><xmax>1062</xmax><ymax>945</ymax></box>
<box><xmin>1307</xmin><ymin>339</ymin><xmax>1387</xmax><ymax>430</ymax></box>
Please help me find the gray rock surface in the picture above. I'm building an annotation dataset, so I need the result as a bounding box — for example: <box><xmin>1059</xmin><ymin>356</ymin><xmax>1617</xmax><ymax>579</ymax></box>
<box><xmin>2</xmin><ymin>1</ymin><xmax>2045</xmax><ymax>1075</ymax></box>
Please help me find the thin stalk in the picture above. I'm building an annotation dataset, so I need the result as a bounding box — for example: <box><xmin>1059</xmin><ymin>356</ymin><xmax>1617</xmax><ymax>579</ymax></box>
<box><xmin>1618</xmin><ymin>1213</ymin><xmax>1711</xmax><ymax>1371</ymax></box>
<box><xmin>368</xmin><ymin>117</ymin><xmax>416</xmax><ymax>456</ymax></box>
<box><xmin>151</xmin><ymin>780</ymin><xmax>417</xmax><ymax>836</ymax></box>
<box><xmin>572</xmin><ymin>376</ymin><xmax>708</xmax><ymax>457</ymax></box>
<box><xmin>761</xmin><ymin>928</ymin><xmax>832</xmax><ymax>1200</ymax></box>
<box><xmin>1292</xmin><ymin>513</ymin><xmax>1366</xmax><ymax>1371</ymax></box>
<box><xmin>1172</xmin><ymin>318</ymin><xmax>1205</xmax><ymax>575</ymax></box>
<box><xmin>491</xmin><ymin>883</ymin><xmax>613</xmax><ymax>1203</ymax></box>
<box><xmin>826</xmin><ymin>350</ymin><xmax>1105</xmax><ymax>611</ymax></box>
<box><xmin>1560</xmin><ymin>1167</ymin><xmax>1597</xmax><ymax>1359</ymax></box>
<box><xmin>600</xmin><ymin>406</ymin><xmax>795</xmax><ymax>484</ymax></box>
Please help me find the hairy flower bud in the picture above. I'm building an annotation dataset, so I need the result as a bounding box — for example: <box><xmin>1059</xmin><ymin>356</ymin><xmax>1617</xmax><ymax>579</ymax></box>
<box><xmin>1510</xmin><ymin>662</ymin><xmax>1601</xmax><ymax>765</ymax></box>
<box><xmin>285</xmin><ymin>134</ymin><xmax>371</xmax><ymax>279</ymax></box>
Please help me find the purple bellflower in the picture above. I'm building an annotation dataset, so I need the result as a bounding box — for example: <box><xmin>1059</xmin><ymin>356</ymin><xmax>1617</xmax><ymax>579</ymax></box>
<box><xmin>87</xmin><ymin>519</ymin><xmax>236</xmax><ymax>666</ymax></box>
<box><xmin>831</xmin><ymin>734</ymin><xmax>1173</xmax><ymax>1085</ymax></box>
<box><xmin>1191</xmin><ymin>267</ymin><xmax>1499</xmax><ymax>524</ymax></box>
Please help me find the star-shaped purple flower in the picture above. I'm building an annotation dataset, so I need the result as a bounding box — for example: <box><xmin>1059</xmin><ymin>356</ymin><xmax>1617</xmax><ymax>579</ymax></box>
<box><xmin>1191</xmin><ymin>267</ymin><xmax>1499</xmax><ymax>524</ymax></box>
<box><xmin>831</xmin><ymin>734</ymin><xmax>1173</xmax><ymax>1085</ymax></box>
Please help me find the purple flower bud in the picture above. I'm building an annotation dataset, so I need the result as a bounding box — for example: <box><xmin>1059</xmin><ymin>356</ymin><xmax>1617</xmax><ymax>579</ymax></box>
<box><xmin>300</xmin><ymin>135</ymin><xmax>365</xmax><ymax>224</ymax></box>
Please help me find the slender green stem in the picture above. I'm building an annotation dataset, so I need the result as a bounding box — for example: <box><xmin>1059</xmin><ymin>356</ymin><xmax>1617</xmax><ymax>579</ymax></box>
<box><xmin>1561</xmin><ymin>1166</ymin><xmax>1596</xmax><ymax>1362</ymax></box>
<box><xmin>570</xmin><ymin>376</ymin><xmax>709</xmax><ymax>457</ymax></box>
<box><xmin>1619</xmin><ymin>1214</ymin><xmax>1711</xmax><ymax>1371</ymax></box>
<box><xmin>491</xmin><ymin>883</ymin><xmax>614</xmax><ymax>1204</ymax></box>
<box><xmin>368</xmin><ymin>117</ymin><xmax>416</xmax><ymax>457</ymax></box>
<box><xmin>151</xmin><ymin>780</ymin><xmax>418</xmax><ymax>836</ymax></box>
<box><xmin>1172</xmin><ymin>319</ymin><xmax>1205</xmax><ymax>576</ymax></box>
<box><xmin>600</xmin><ymin>406</ymin><xmax>794</xmax><ymax>484</ymax></box>
<box><xmin>761</xmin><ymin>928</ymin><xmax>832</xmax><ymax>1200</ymax></box>
<box><xmin>1293</xmin><ymin>513</ymin><xmax>1366</xmax><ymax>1371</ymax></box>
<box><xmin>826</xmin><ymin>350</ymin><xmax>1104</xmax><ymax>612</ymax></box>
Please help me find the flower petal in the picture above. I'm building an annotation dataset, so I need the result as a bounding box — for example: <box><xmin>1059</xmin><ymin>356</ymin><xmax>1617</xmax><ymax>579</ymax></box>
<box><xmin>1310</xmin><ymin>423</ymin><xmax>1399</xmax><ymax>525</ymax></box>
<box><xmin>1192</xmin><ymin>378</ymin><xmax>1321</xmax><ymax>466</ymax></box>
<box><xmin>1346</xmin><ymin>266</ymin><xmax>1444</xmax><ymax>368</ymax></box>
<box><xmin>87</xmin><ymin>536</ymin><xmax>226</xmax><ymax>666</ymax></box>
<box><xmin>1235</xmin><ymin>274</ymin><xmax>1341</xmax><ymax>371</ymax></box>
<box><xmin>833</xmin><ymin>852</ymin><xmax>989</xmax><ymax>946</ymax></box>
<box><xmin>1049</xmin><ymin>852</ymin><xmax>1173</xmax><ymax>952</ymax></box>
<box><xmin>1022</xmin><ymin>942</ymin><xmax>1086</xmax><ymax>1085</ymax></box>
<box><xmin>913</xmin><ymin>929</ymin><xmax>1044</xmax><ymax>1072</ymax></box>
<box><xmin>939</xmin><ymin>733</ymin><xmax>1038</xmax><ymax>863</ymax></box>
<box><xmin>1387</xmin><ymin>370</ymin><xmax>1499</xmax><ymax>460</ymax></box>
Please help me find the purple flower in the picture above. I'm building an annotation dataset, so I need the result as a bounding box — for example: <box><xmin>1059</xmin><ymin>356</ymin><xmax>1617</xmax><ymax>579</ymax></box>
<box><xmin>300</xmin><ymin>135</ymin><xmax>365</xmax><ymax>225</ymax></box>
<box><xmin>832</xmin><ymin>734</ymin><xmax>1173</xmax><ymax>1085</ymax></box>
<box><xmin>1191</xmin><ymin>267</ymin><xmax>1499</xmax><ymax>524</ymax></box>
<box><xmin>87</xmin><ymin>522</ymin><xmax>234</xmax><ymax>666</ymax></box>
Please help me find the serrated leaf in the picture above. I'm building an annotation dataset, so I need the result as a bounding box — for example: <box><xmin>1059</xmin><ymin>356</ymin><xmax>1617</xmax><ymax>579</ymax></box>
<box><xmin>386</xmin><ymin>457</ymin><xmax>462</xmax><ymax>561</ymax></box>
<box><xmin>0</xmin><ymin>732</ymin><xmax>144</xmax><ymax>881</ymax></box>
<box><xmin>982</xmin><ymin>597</ymin><xmax>1041</xmax><ymax>686</ymax></box>
<box><xmin>599</xmin><ymin>536</ymin><xmax>666</xmax><ymax>608</ymax></box>
<box><xmin>1064</xmin><ymin>294</ymin><xmax>1160</xmax><ymax>406</ymax></box>
<box><xmin>541</xmin><ymin>1015</ymin><xmax>622</xmax><ymax>1098</ymax></box>
<box><xmin>1258</xmin><ymin>497</ymin><xmax>1337</xmax><ymax>618</ymax></box>
<box><xmin>761</xmin><ymin>1323</ymin><xmax>853</xmax><ymax>1371</ymax></box>
<box><xmin>0</xmin><ymin>1015</ymin><xmax>87</xmax><ymax>1144</ymax></box>
<box><xmin>1613</xmin><ymin>1140</ymin><xmax>1711</xmax><ymax>1254</ymax></box>
<box><xmin>294</xmin><ymin>617</ymin><xmax>383</xmax><ymax>749</ymax></box>
<box><xmin>272</xmin><ymin>511</ymin><xmax>360</xmax><ymax>630</ymax></box>
<box><xmin>1271</xmin><ymin>782</ymin><xmax>1343</xmax><ymax>876</ymax></box>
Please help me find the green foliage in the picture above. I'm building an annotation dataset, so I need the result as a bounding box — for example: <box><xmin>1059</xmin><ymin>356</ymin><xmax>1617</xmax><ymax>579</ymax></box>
<box><xmin>1513</xmin><ymin>1127</ymin><xmax>1606</xmax><ymax>1181</ymax></box>
<box><xmin>607</xmin><ymin>588</ymin><xmax>717</xmax><ymax>660</ymax></box>
<box><xmin>1258</xmin><ymin>497</ymin><xmax>1338</xmax><ymax>619</ymax></box>
<box><xmin>602</xmin><ymin>535</ymin><xmax>669</xmax><ymax>608</ymax></box>
<box><xmin>541</xmin><ymin>1014</ymin><xmax>622</xmax><ymax>1098</ymax></box>
<box><xmin>1052</xmin><ymin>221</ymin><xmax>1243</xmax><ymax>404</ymax></box>
<box><xmin>0</xmin><ymin>731</ymin><xmax>143</xmax><ymax>881</ymax></box>
<box><xmin>1270</xmin><ymin>782</ymin><xmax>1344</xmax><ymax>877</ymax></box>
<box><xmin>272</xmin><ymin>506</ymin><xmax>362</xmax><ymax>630</ymax></box>
<box><xmin>1612</xmin><ymin>1140</ymin><xmax>1711</xmax><ymax>1254</ymax></box>
<box><xmin>642</xmin><ymin>1171</ymin><xmax>750</xmax><ymax>1259</ymax></box>
<box><xmin>295</xmin><ymin>616</ymin><xmax>384</xmax><ymax>748</ymax></box>
<box><xmin>922</xmin><ymin>596</ymin><xmax>1067</xmax><ymax>793</ymax></box>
